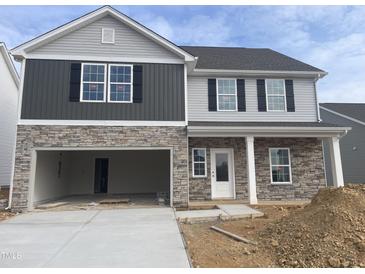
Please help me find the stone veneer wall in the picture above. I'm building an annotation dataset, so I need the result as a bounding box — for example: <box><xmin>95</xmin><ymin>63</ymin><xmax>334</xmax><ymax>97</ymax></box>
<box><xmin>255</xmin><ymin>138</ymin><xmax>326</xmax><ymax>200</ymax></box>
<box><xmin>188</xmin><ymin>137</ymin><xmax>247</xmax><ymax>201</ymax></box>
<box><xmin>12</xmin><ymin>125</ymin><xmax>188</xmax><ymax>211</ymax></box>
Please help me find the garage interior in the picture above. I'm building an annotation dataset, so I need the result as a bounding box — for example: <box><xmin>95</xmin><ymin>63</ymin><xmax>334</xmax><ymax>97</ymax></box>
<box><xmin>31</xmin><ymin>149</ymin><xmax>171</xmax><ymax>209</ymax></box>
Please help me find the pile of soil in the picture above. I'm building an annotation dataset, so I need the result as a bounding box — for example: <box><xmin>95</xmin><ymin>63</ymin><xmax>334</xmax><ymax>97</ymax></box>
<box><xmin>261</xmin><ymin>185</ymin><xmax>365</xmax><ymax>267</ymax></box>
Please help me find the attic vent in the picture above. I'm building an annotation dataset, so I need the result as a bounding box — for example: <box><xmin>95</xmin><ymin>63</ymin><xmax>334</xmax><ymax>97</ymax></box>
<box><xmin>101</xmin><ymin>28</ymin><xmax>115</xmax><ymax>44</ymax></box>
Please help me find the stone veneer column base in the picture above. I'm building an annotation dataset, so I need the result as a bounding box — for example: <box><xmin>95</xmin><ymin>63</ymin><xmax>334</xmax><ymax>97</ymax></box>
<box><xmin>12</xmin><ymin>125</ymin><xmax>188</xmax><ymax>211</ymax></box>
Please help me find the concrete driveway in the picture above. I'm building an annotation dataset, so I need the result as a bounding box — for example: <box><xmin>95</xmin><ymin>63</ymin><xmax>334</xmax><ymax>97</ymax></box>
<box><xmin>0</xmin><ymin>208</ymin><xmax>190</xmax><ymax>267</ymax></box>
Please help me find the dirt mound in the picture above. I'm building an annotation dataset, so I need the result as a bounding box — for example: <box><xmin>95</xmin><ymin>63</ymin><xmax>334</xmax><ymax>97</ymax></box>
<box><xmin>260</xmin><ymin>185</ymin><xmax>365</xmax><ymax>267</ymax></box>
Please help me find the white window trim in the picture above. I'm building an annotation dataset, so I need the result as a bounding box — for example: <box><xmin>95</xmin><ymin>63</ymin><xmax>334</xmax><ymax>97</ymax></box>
<box><xmin>107</xmin><ymin>64</ymin><xmax>133</xmax><ymax>103</ymax></box>
<box><xmin>80</xmin><ymin>63</ymin><xmax>107</xmax><ymax>103</ymax></box>
<box><xmin>269</xmin><ymin>147</ymin><xmax>292</xmax><ymax>185</ymax></box>
<box><xmin>216</xmin><ymin>78</ymin><xmax>238</xmax><ymax>112</ymax></box>
<box><xmin>265</xmin><ymin>79</ymin><xmax>287</xmax><ymax>112</ymax></box>
<box><xmin>192</xmin><ymin>148</ymin><xmax>207</xmax><ymax>178</ymax></box>
<box><xmin>101</xmin><ymin>28</ymin><xmax>115</xmax><ymax>44</ymax></box>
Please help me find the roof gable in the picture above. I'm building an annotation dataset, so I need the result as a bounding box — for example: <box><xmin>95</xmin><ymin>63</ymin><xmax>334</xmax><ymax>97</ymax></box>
<box><xmin>27</xmin><ymin>15</ymin><xmax>183</xmax><ymax>62</ymax></box>
<box><xmin>11</xmin><ymin>6</ymin><xmax>195</xmax><ymax>62</ymax></box>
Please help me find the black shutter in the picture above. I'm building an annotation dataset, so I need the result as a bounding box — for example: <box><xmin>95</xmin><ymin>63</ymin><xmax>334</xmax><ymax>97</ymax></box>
<box><xmin>69</xmin><ymin>63</ymin><xmax>81</xmax><ymax>102</ymax></box>
<box><xmin>257</xmin><ymin>79</ymin><xmax>267</xmax><ymax>112</ymax></box>
<box><xmin>237</xmin><ymin>79</ymin><xmax>246</xmax><ymax>112</ymax></box>
<box><xmin>208</xmin><ymin>79</ymin><xmax>217</xmax><ymax>111</ymax></box>
<box><xmin>133</xmin><ymin>65</ymin><xmax>143</xmax><ymax>103</ymax></box>
<box><xmin>285</xmin><ymin>80</ymin><xmax>295</xmax><ymax>112</ymax></box>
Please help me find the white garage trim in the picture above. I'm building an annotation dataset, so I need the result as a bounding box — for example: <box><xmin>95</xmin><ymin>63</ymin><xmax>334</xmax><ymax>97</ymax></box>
<box><xmin>27</xmin><ymin>146</ymin><xmax>174</xmax><ymax>210</ymax></box>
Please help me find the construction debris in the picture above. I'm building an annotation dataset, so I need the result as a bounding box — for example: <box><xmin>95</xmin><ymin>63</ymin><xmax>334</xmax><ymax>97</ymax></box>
<box><xmin>99</xmin><ymin>198</ymin><xmax>130</xmax><ymax>204</ymax></box>
<box><xmin>36</xmin><ymin>201</ymin><xmax>69</xmax><ymax>209</ymax></box>
<box><xmin>210</xmin><ymin>226</ymin><xmax>257</xmax><ymax>245</ymax></box>
<box><xmin>260</xmin><ymin>184</ymin><xmax>365</xmax><ymax>267</ymax></box>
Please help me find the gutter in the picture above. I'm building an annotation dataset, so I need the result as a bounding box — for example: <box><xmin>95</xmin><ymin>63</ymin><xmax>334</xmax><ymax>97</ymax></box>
<box><xmin>187</xmin><ymin>125</ymin><xmax>351</xmax><ymax>138</ymax></box>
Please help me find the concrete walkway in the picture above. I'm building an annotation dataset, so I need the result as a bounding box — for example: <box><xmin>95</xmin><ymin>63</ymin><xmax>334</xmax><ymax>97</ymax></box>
<box><xmin>0</xmin><ymin>208</ymin><xmax>190</xmax><ymax>267</ymax></box>
<box><xmin>175</xmin><ymin>204</ymin><xmax>264</xmax><ymax>223</ymax></box>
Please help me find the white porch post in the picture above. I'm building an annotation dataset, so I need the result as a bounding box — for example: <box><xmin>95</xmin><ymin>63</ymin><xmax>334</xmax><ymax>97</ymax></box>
<box><xmin>246</xmin><ymin>136</ymin><xmax>257</xmax><ymax>204</ymax></box>
<box><xmin>328</xmin><ymin>136</ymin><xmax>344</xmax><ymax>187</ymax></box>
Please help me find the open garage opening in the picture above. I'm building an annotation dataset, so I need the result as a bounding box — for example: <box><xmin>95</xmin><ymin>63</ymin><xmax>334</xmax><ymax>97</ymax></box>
<box><xmin>30</xmin><ymin>149</ymin><xmax>172</xmax><ymax>210</ymax></box>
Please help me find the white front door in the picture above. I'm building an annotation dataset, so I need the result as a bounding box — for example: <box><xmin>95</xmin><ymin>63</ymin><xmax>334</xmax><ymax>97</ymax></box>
<box><xmin>211</xmin><ymin>148</ymin><xmax>235</xmax><ymax>199</ymax></box>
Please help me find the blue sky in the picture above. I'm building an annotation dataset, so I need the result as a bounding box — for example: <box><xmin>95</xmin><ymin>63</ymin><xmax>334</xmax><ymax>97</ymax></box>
<box><xmin>1</xmin><ymin>5</ymin><xmax>365</xmax><ymax>103</ymax></box>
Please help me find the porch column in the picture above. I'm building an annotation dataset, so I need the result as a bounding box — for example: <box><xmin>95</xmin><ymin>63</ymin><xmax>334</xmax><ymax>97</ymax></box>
<box><xmin>328</xmin><ymin>136</ymin><xmax>344</xmax><ymax>187</ymax></box>
<box><xmin>246</xmin><ymin>136</ymin><xmax>257</xmax><ymax>204</ymax></box>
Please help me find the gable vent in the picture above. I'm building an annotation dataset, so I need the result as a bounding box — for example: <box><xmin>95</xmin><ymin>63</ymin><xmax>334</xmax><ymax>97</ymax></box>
<box><xmin>101</xmin><ymin>28</ymin><xmax>115</xmax><ymax>44</ymax></box>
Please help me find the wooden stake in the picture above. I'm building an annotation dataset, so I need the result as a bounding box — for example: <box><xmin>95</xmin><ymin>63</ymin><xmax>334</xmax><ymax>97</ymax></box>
<box><xmin>210</xmin><ymin>226</ymin><xmax>257</xmax><ymax>245</ymax></box>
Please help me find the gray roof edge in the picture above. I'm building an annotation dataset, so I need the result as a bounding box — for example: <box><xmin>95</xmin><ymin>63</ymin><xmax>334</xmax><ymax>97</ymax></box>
<box><xmin>320</xmin><ymin>104</ymin><xmax>365</xmax><ymax>126</ymax></box>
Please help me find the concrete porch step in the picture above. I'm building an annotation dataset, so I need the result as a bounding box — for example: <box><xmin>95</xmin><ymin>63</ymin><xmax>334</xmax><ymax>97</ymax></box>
<box><xmin>175</xmin><ymin>204</ymin><xmax>264</xmax><ymax>223</ymax></box>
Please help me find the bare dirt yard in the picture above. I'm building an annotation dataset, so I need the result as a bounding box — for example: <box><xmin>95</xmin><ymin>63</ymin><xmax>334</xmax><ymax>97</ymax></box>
<box><xmin>181</xmin><ymin>185</ymin><xmax>365</xmax><ymax>268</ymax></box>
<box><xmin>0</xmin><ymin>211</ymin><xmax>15</xmax><ymax>221</ymax></box>
<box><xmin>0</xmin><ymin>188</ymin><xmax>15</xmax><ymax>221</ymax></box>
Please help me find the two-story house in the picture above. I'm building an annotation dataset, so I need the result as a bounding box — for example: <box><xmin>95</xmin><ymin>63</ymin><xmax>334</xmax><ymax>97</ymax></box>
<box><xmin>9</xmin><ymin>6</ymin><xmax>349</xmax><ymax>211</ymax></box>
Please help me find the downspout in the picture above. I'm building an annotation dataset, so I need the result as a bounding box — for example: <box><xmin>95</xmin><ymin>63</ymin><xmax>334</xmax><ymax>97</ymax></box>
<box><xmin>314</xmin><ymin>73</ymin><xmax>322</xmax><ymax>122</ymax></box>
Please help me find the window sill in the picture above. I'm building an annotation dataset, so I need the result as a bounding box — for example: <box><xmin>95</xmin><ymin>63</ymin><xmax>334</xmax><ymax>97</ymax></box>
<box><xmin>217</xmin><ymin>109</ymin><xmax>238</xmax><ymax>112</ymax></box>
<box><xmin>80</xmin><ymin>100</ymin><xmax>106</xmax><ymax>103</ymax></box>
<box><xmin>192</xmin><ymin>175</ymin><xmax>207</xmax><ymax>179</ymax></box>
<box><xmin>107</xmin><ymin>101</ymin><xmax>133</xmax><ymax>104</ymax></box>
<box><xmin>271</xmin><ymin>182</ymin><xmax>292</xmax><ymax>185</ymax></box>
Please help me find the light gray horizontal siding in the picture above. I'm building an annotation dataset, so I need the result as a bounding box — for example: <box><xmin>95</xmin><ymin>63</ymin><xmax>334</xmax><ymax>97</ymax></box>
<box><xmin>29</xmin><ymin>15</ymin><xmax>182</xmax><ymax>63</ymax></box>
<box><xmin>21</xmin><ymin>59</ymin><xmax>185</xmax><ymax>121</ymax></box>
<box><xmin>0</xmin><ymin>55</ymin><xmax>18</xmax><ymax>186</ymax></box>
<box><xmin>187</xmin><ymin>76</ymin><xmax>318</xmax><ymax>122</ymax></box>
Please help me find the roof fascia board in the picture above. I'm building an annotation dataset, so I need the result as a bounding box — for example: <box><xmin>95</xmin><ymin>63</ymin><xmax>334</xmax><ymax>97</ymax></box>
<box><xmin>0</xmin><ymin>43</ymin><xmax>20</xmax><ymax>88</ymax></box>
<box><xmin>187</xmin><ymin>125</ymin><xmax>351</xmax><ymax>138</ymax></box>
<box><xmin>11</xmin><ymin>6</ymin><xmax>195</xmax><ymax>62</ymax></box>
<box><xmin>20</xmin><ymin>54</ymin><xmax>185</xmax><ymax>64</ymax></box>
<box><xmin>320</xmin><ymin>106</ymin><xmax>365</xmax><ymax>127</ymax></box>
<box><xmin>189</xmin><ymin>69</ymin><xmax>327</xmax><ymax>78</ymax></box>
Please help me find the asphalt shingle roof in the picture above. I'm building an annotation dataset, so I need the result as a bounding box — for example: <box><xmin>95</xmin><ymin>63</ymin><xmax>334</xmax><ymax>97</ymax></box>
<box><xmin>320</xmin><ymin>103</ymin><xmax>365</xmax><ymax>123</ymax></box>
<box><xmin>180</xmin><ymin>46</ymin><xmax>324</xmax><ymax>72</ymax></box>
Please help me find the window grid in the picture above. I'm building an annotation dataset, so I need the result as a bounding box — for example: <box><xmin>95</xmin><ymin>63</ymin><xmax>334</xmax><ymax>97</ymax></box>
<box><xmin>192</xmin><ymin>148</ymin><xmax>207</xmax><ymax>178</ymax></box>
<box><xmin>269</xmin><ymin>148</ymin><xmax>292</xmax><ymax>184</ymax></box>
<box><xmin>266</xmin><ymin>79</ymin><xmax>286</xmax><ymax>112</ymax></box>
<box><xmin>108</xmin><ymin>64</ymin><xmax>133</xmax><ymax>103</ymax></box>
<box><xmin>80</xmin><ymin>63</ymin><xmax>107</xmax><ymax>102</ymax></box>
<box><xmin>217</xmin><ymin>79</ymin><xmax>237</xmax><ymax>111</ymax></box>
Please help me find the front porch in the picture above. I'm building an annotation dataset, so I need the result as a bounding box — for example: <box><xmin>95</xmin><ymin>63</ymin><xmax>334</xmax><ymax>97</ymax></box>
<box><xmin>187</xmin><ymin>122</ymin><xmax>350</xmax><ymax>205</ymax></box>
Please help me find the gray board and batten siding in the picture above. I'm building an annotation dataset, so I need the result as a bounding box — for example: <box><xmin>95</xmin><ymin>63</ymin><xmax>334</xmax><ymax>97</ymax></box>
<box><xmin>320</xmin><ymin>107</ymin><xmax>365</xmax><ymax>185</ymax></box>
<box><xmin>21</xmin><ymin>59</ymin><xmax>185</xmax><ymax>121</ymax></box>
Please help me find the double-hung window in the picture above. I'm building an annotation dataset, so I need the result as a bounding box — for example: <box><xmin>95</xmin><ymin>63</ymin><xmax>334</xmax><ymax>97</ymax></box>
<box><xmin>269</xmin><ymin>148</ymin><xmax>292</xmax><ymax>184</ymax></box>
<box><xmin>217</xmin><ymin>79</ymin><xmax>237</xmax><ymax>111</ymax></box>
<box><xmin>192</xmin><ymin>148</ymin><xmax>207</xmax><ymax>177</ymax></box>
<box><xmin>108</xmin><ymin>64</ymin><xmax>133</xmax><ymax>103</ymax></box>
<box><xmin>80</xmin><ymin>63</ymin><xmax>107</xmax><ymax>102</ymax></box>
<box><xmin>266</xmin><ymin>79</ymin><xmax>286</xmax><ymax>111</ymax></box>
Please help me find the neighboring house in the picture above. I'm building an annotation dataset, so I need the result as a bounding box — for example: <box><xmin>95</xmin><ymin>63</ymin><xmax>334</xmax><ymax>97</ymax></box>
<box><xmin>9</xmin><ymin>6</ymin><xmax>349</xmax><ymax>211</ymax></box>
<box><xmin>320</xmin><ymin>103</ymin><xmax>365</xmax><ymax>185</ymax></box>
<box><xmin>0</xmin><ymin>43</ymin><xmax>19</xmax><ymax>189</ymax></box>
